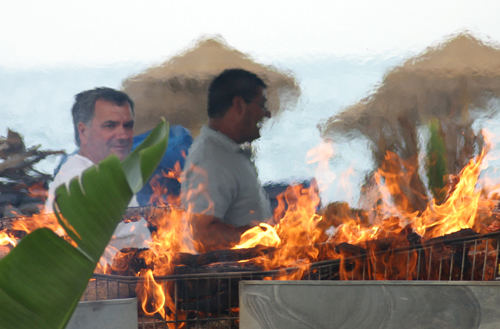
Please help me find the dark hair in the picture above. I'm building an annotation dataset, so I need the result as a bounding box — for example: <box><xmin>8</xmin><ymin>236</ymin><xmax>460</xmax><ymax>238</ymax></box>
<box><xmin>71</xmin><ymin>87</ymin><xmax>134</xmax><ymax>146</ymax></box>
<box><xmin>207</xmin><ymin>68</ymin><xmax>267</xmax><ymax>118</ymax></box>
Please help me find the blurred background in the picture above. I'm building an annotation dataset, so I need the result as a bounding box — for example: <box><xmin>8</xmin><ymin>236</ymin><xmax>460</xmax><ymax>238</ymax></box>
<box><xmin>2</xmin><ymin>0</ymin><xmax>500</xmax><ymax>207</ymax></box>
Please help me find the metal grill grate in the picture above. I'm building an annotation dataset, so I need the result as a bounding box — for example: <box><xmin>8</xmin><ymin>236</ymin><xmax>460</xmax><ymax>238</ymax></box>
<box><xmin>80</xmin><ymin>231</ymin><xmax>500</xmax><ymax>328</ymax></box>
<box><xmin>335</xmin><ymin>231</ymin><xmax>500</xmax><ymax>281</ymax></box>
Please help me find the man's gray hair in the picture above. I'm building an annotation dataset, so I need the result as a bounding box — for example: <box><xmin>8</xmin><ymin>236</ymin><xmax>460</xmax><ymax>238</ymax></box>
<box><xmin>71</xmin><ymin>87</ymin><xmax>135</xmax><ymax>146</ymax></box>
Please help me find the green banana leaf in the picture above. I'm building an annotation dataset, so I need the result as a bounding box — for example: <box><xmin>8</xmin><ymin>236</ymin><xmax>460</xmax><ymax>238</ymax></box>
<box><xmin>426</xmin><ymin>119</ymin><xmax>448</xmax><ymax>204</ymax></box>
<box><xmin>0</xmin><ymin>120</ymin><xmax>169</xmax><ymax>329</ymax></box>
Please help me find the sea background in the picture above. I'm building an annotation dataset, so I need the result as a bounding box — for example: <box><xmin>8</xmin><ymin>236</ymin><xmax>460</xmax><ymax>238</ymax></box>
<box><xmin>2</xmin><ymin>52</ymin><xmax>500</xmax><ymax>207</ymax></box>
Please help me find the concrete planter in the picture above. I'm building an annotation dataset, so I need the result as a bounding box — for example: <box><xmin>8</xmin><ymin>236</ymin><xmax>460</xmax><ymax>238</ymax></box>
<box><xmin>66</xmin><ymin>297</ymin><xmax>137</xmax><ymax>329</ymax></box>
<box><xmin>240</xmin><ymin>281</ymin><xmax>500</xmax><ymax>329</ymax></box>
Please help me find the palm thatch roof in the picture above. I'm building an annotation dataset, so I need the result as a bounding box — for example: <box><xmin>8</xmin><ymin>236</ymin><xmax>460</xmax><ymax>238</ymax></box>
<box><xmin>321</xmin><ymin>32</ymin><xmax>500</xmax><ymax>211</ymax></box>
<box><xmin>122</xmin><ymin>37</ymin><xmax>300</xmax><ymax>136</ymax></box>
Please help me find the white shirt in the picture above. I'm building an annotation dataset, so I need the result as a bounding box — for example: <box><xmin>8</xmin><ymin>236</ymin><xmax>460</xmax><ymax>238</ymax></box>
<box><xmin>45</xmin><ymin>153</ymin><xmax>149</xmax><ymax>266</ymax></box>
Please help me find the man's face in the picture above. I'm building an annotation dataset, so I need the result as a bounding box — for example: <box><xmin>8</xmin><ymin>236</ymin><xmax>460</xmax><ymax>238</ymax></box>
<box><xmin>78</xmin><ymin>99</ymin><xmax>134</xmax><ymax>163</ymax></box>
<box><xmin>240</xmin><ymin>87</ymin><xmax>271</xmax><ymax>143</ymax></box>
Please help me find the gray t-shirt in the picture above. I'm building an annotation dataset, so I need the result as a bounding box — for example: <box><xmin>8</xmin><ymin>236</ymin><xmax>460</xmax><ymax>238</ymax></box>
<box><xmin>181</xmin><ymin>126</ymin><xmax>272</xmax><ymax>227</ymax></box>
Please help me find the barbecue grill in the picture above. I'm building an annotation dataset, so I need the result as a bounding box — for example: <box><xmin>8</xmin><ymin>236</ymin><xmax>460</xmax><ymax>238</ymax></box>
<box><xmin>80</xmin><ymin>230</ymin><xmax>500</xmax><ymax>328</ymax></box>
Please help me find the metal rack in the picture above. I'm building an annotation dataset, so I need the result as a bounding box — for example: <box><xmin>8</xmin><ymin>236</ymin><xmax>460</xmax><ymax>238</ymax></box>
<box><xmin>81</xmin><ymin>231</ymin><xmax>500</xmax><ymax>328</ymax></box>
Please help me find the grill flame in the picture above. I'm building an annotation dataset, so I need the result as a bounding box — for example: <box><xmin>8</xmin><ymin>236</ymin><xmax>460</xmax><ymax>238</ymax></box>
<box><xmin>2</xmin><ymin>134</ymin><xmax>500</xmax><ymax>322</ymax></box>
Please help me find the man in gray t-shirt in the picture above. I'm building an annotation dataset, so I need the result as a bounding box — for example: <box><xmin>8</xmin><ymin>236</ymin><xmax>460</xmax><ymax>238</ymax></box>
<box><xmin>181</xmin><ymin>69</ymin><xmax>272</xmax><ymax>251</ymax></box>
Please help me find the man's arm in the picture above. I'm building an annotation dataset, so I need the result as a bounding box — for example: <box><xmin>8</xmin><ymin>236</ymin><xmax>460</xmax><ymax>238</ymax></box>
<box><xmin>181</xmin><ymin>159</ymin><xmax>243</xmax><ymax>252</ymax></box>
<box><xmin>188</xmin><ymin>213</ymin><xmax>251</xmax><ymax>252</ymax></box>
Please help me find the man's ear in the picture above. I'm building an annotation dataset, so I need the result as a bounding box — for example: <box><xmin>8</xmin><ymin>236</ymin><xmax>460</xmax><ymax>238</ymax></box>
<box><xmin>232</xmin><ymin>96</ymin><xmax>246</xmax><ymax>117</ymax></box>
<box><xmin>77</xmin><ymin>122</ymin><xmax>87</xmax><ymax>145</ymax></box>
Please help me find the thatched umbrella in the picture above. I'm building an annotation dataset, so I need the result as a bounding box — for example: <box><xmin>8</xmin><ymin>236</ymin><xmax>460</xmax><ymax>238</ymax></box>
<box><xmin>320</xmin><ymin>33</ymin><xmax>500</xmax><ymax>212</ymax></box>
<box><xmin>122</xmin><ymin>37</ymin><xmax>300</xmax><ymax>136</ymax></box>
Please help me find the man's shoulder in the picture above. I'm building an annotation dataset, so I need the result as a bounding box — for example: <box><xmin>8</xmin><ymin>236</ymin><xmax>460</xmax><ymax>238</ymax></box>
<box><xmin>188</xmin><ymin>136</ymin><xmax>241</xmax><ymax>169</ymax></box>
<box><xmin>190</xmin><ymin>128</ymin><xmax>241</xmax><ymax>158</ymax></box>
<box><xmin>53</xmin><ymin>154</ymin><xmax>94</xmax><ymax>184</ymax></box>
<box><xmin>188</xmin><ymin>133</ymin><xmax>220</xmax><ymax>159</ymax></box>
<box><xmin>45</xmin><ymin>153</ymin><xmax>95</xmax><ymax>212</ymax></box>
<box><xmin>59</xmin><ymin>153</ymin><xmax>94</xmax><ymax>171</ymax></box>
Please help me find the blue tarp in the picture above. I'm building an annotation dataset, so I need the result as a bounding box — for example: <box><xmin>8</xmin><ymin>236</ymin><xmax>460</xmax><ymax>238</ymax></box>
<box><xmin>134</xmin><ymin>125</ymin><xmax>193</xmax><ymax>206</ymax></box>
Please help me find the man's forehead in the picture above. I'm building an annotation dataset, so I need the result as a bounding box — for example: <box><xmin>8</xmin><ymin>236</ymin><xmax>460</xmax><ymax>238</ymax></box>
<box><xmin>93</xmin><ymin>99</ymin><xmax>134</xmax><ymax>119</ymax></box>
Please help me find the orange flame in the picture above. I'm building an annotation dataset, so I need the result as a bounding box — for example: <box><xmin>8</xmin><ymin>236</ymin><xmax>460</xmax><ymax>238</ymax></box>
<box><xmin>414</xmin><ymin>147</ymin><xmax>487</xmax><ymax>238</ymax></box>
<box><xmin>233</xmin><ymin>184</ymin><xmax>324</xmax><ymax>279</ymax></box>
<box><xmin>148</xmin><ymin>161</ymin><xmax>183</xmax><ymax>207</ymax></box>
<box><xmin>134</xmin><ymin>206</ymin><xmax>193</xmax><ymax>323</ymax></box>
<box><xmin>136</xmin><ymin>269</ymin><xmax>166</xmax><ymax>318</ymax></box>
<box><xmin>2</xmin><ymin>132</ymin><xmax>500</xmax><ymax>323</ymax></box>
<box><xmin>0</xmin><ymin>230</ymin><xmax>17</xmax><ymax>248</ymax></box>
<box><xmin>233</xmin><ymin>223</ymin><xmax>280</xmax><ymax>249</ymax></box>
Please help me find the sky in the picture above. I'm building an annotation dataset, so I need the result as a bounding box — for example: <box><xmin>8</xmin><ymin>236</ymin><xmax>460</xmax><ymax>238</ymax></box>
<box><xmin>1</xmin><ymin>0</ymin><xmax>500</xmax><ymax>68</ymax></box>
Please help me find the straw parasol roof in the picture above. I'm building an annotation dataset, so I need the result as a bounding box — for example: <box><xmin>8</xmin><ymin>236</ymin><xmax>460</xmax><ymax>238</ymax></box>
<box><xmin>122</xmin><ymin>36</ymin><xmax>300</xmax><ymax>136</ymax></box>
<box><xmin>320</xmin><ymin>32</ymin><xmax>500</xmax><ymax>211</ymax></box>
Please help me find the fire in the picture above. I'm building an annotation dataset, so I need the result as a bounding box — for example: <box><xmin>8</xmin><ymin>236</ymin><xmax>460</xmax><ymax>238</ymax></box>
<box><xmin>234</xmin><ymin>184</ymin><xmax>324</xmax><ymax>279</ymax></box>
<box><xmin>3</xmin><ymin>131</ymin><xmax>500</xmax><ymax>324</ymax></box>
<box><xmin>0</xmin><ymin>211</ymin><xmax>67</xmax><ymax>255</ymax></box>
<box><xmin>233</xmin><ymin>223</ymin><xmax>280</xmax><ymax>249</ymax></box>
<box><xmin>136</xmin><ymin>269</ymin><xmax>166</xmax><ymax>319</ymax></box>
<box><xmin>414</xmin><ymin>146</ymin><xmax>487</xmax><ymax>238</ymax></box>
<box><xmin>27</xmin><ymin>181</ymin><xmax>48</xmax><ymax>201</ymax></box>
<box><xmin>0</xmin><ymin>231</ymin><xmax>17</xmax><ymax>250</ymax></box>
<box><xmin>223</xmin><ymin>133</ymin><xmax>497</xmax><ymax>282</ymax></box>
<box><xmin>329</xmin><ymin>141</ymin><xmax>490</xmax><ymax>244</ymax></box>
<box><xmin>134</xmin><ymin>195</ymin><xmax>194</xmax><ymax>324</ymax></box>
<box><xmin>306</xmin><ymin>141</ymin><xmax>336</xmax><ymax>193</ymax></box>
<box><xmin>148</xmin><ymin>162</ymin><xmax>183</xmax><ymax>206</ymax></box>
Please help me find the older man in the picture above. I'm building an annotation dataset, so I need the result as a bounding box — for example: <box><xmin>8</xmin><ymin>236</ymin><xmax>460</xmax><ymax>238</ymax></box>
<box><xmin>45</xmin><ymin>87</ymin><xmax>137</xmax><ymax>209</ymax></box>
<box><xmin>181</xmin><ymin>69</ymin><xmax>273</xmax><ymax>251</ymax></box>
<box><xmin>45</xmin><ymin>87</ymin><xmax>150</xmax><ymax>264</ymax></box>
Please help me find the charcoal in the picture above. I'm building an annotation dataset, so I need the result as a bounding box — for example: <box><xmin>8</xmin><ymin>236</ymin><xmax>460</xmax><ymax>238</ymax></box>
<box><xmin>173</xmin><ymin>262</ymin><xmax>264</xmax><ymax>275</ymax></box>
<box><xmin>111</xmin><ymin>248</ymin><xmax>151</xmax><ymax>276</ymax></box>
<box><xmin>174</xmin><ymin>246</ymin><xmax>275</xmax><ymax>267</ymax></box>
<box><xmin>427</xmin><ymin>228</ymin><xmax>478</xmax><ymax>245</ymax></box>
<box><xmin>402</xmin><ymin>225</ymin><xmax>422</xmax><ymax>247</ymax></box>
<box><xmin>335</xmin><ymin>242</ymin><xmax>366</xmax><ymax>256</ymax></box>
